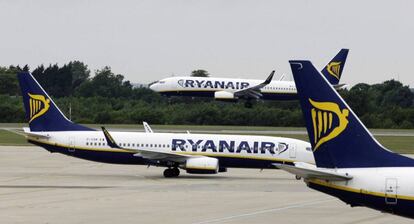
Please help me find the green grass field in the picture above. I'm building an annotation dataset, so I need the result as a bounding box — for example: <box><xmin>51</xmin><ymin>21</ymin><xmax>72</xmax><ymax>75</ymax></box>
<box><xmin>1</xmin><ymin>124</ymin><xmax>413</xmax><ymax>153</ymax></box>
<box><xmin>0</xmin><ymin>130</ymin><xmax>30</xmax><ymax>146</ymax></box>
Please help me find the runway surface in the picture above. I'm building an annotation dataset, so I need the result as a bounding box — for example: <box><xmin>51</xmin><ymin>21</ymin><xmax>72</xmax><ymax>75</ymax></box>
<box><xmin>0</xmin><ymin>146</ymin><xmax>412</xmax><ymax>224</ymax></box>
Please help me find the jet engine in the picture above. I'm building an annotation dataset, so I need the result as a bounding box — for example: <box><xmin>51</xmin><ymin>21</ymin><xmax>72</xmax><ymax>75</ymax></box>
<box><xmin>184</xmin><ymin>157</ymin><xmax>219</xmax><ymax>174</ymax></box>
<box><xmin>214</xmin><ymin>91</ymin><xmax>237</xmax><ymax>101</ymax></box>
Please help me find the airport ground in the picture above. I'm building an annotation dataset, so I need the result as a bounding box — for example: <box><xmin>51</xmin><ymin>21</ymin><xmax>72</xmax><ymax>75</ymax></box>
<box><xmin>0</xmin><ymin>124</ymin><xmax>414</xmax><ymax>223</ymax></box>
<box><xmin>0</xmin><ymin>146</ymin><xmax>412</xmax><ymax>224</ymax></box>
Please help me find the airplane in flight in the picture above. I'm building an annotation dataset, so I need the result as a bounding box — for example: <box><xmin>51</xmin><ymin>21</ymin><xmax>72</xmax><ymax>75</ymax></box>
<box><xmin>149</xmin><ymin>49</ymin><xmax>348</xmax><ymax>107</ymax></box>
<box><xmin>18</xmin><ymin>72</ymin><xmax>314</xmax><ymax>178</ymax></box>
<box><xmin>275</xmin><ymin>60</ymin><xmax>414</xmax><ymax>219</ymax></box>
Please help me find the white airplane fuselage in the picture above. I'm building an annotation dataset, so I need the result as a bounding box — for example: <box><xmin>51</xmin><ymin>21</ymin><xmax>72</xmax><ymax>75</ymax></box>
<box><xmin>149</xmin><ymin>76</ymin><xmax>298</xmax><ymax>100</ymax></box>
<box><xmin>28</xmin><ymin>130</ymin><xmax>314</xmax><ymax>170</ymax></box>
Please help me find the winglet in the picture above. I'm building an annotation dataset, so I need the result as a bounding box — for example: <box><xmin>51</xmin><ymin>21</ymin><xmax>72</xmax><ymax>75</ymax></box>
<box><xmin>263</xmin><ymin>70</ymin><xmax>275</xmax><ymax>85</ymax></box>
<box><xmin>101</xmin><ymin>127</ymin><xmax>122</xmax><ymax>149</ymax></box>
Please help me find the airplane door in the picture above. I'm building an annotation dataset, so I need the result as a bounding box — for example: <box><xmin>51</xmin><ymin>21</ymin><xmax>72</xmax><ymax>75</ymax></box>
<box><xmin>289</xmin><ymin>144</ymin><xmax>296</xmax><ymax>158</ymax></box>
<box><xmin>68</xmin><ymin>137</ymin><xmax>75</xmax><ymax>153</ymax></box>
<box><xmin>385</xmin><ymin>178</ymin><xmax>398</xmax><ymax>205</ymax></box>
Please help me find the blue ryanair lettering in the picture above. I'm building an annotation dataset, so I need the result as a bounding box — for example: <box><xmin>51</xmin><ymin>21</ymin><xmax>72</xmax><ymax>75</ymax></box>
<box><xmin>185</xmin><ymin>80</ymin><xmax>195</xmax><ymax>88</ymax></box>
<box><xmin>202</xmin><ymin>140</ymin><xmax>217</xmax><ymax>152</ymax></box>
<box><xmin>219</xmin><ymin>140</ymin><xmax>235</xmax><ymax>152</ymax></box>
<box><xmin>188</xmin><ymin>139</ymin><xmax>203</xmax><ymax>152</ymax></box>
<box><xmin>214</xmin><ymin>81</ymin><xmax>225</xmax><ymax>89</ymax></box>
<box><xmin>171</xmin><ymin>139</ymin><xmax>277</xmax><ymax>154</ymax></box>
<box><xmin>236</xmin><ymin>141</ymin><xmax>252</xmax><ymax>153</ymax></box>
<box><xmin>181</xmin><ymin>79</ymin><xmax>251</xmax><ymax>90</ymax></box>
<box><xmin>226</xmin><ymin>82</ymin><xmax>235</xmax><ymax>89</ymax></box>
<box><xmin>195</xmin><ymin>80</ymin><xmax>205</xmax><ymax>88</ymax></box>
<box><xmin>261</xmin><ymin>142</ymin><xmax>275</xmax><ymax>154</ymax></box>
<box><xmin>205</xmin><ymin>81</ymin><xmax>213</xmax><ymax>88</ymax></box>
<box><xmin>172</xmin><ymin>139</ymin><xmax>186</xmax><ymax>151</ymax></box>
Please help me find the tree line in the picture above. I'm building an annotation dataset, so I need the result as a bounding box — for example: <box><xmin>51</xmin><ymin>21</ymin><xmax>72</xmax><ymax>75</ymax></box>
<box><xmin>0</xmin><ymin>62</ymin><xmax>414</xmax><ymax>128</ymax></box>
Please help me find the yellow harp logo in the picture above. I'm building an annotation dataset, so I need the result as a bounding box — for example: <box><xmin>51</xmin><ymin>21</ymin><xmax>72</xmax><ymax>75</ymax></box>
<box><xmin>28</xmin><ymin>93</ymin><xmax>50</xmax><ymax>123</ymax></box>
<box><xmin>309</xmin><ymin>99</ymin><xmax>349</xmax><ymax>150</ymax></box>
<box><xmin>326</xmin><ymin>62</ymin><xmax>341</xmax><ymax>80</ymax></box>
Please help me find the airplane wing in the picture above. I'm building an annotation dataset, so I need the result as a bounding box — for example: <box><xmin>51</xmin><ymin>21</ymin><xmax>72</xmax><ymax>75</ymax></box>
<box><xmin>102</xmin><ymin>127</ymin><xmax>198</xmax><ymax>163</ymax></box>
<box><xmin>233</xmin><ymin>70</ymin><xmax>275</xmax><ymax>99</ymax></box>
<box><xmin>273</xmin><ymin>162</ymin><xmax>352</xmax><ymax>181</ymax></box>
<box><xmin>143</xmin><ymin>121</ymin><xmax>154</xmax><ymax>133</ymax></box>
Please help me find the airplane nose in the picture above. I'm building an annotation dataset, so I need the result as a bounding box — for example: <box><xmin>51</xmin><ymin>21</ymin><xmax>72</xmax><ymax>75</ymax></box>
<box><xmin>149</xmin><ymin>83</ymin><xmax>158</xmax><ymax>91</ymax></box>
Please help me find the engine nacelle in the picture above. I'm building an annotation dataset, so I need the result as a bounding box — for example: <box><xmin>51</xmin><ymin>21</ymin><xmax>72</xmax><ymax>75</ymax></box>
<box><xmin>214</xmin><ymin>91</ymin><xmax>237</xmax><ymax>101</ymax></box>
<box><xmin>185</xmin><ymin>157</ymin><xmax>219</xmax><ymax>174</ymax></box>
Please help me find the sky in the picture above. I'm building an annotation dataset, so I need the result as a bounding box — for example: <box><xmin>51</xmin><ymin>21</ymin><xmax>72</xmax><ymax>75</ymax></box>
<box><xmin>0</xmin><ymin>0</ymin><xmax>413</xmax><ymax>87</ymax></box>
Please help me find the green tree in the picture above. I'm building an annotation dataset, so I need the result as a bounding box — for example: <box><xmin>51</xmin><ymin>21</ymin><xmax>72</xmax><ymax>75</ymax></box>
<box><xmin>191</xmin><ymin>69</ymin><xmax>210</xmax><ymax>77</ymax></box>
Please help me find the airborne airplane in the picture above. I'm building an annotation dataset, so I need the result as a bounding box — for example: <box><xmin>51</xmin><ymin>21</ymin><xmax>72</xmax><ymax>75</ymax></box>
<box><xmin>149</xmin><ymin>49</ymin><xmax>348</xmax><ymax>107</ymax></box>
<box><xmin>18</xmin><ymin>72</ymin><xmax>314</xmax><ymax>178</ymax></box>
<box><xmin>276</xmin><ymin>60</ymin><xmax>414</xmax><ymax>219</ymax></box>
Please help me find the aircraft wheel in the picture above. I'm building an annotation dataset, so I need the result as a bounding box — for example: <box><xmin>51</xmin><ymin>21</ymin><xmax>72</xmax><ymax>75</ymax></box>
<box><xmin>295</xmin><ymin>175</ymin><xmax>302</xmax><ymax>180</ymax></box>
<box><xmin>172</xmin><ymin>167</ymin><xmax>180</xmax><ymax>177</ymax></box>
<box><xmin>163</xmin><ymin>169</ymin><xmax>174</xmax><ymax>178</ymax></box>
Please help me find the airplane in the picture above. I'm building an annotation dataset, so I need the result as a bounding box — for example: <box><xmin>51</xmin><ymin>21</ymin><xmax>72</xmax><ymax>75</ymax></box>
<box><xmin>18</xmin><ymin>72</ymin><xmax>314</xmax><ymax>178</ymax></box>
<box><xmin>275</xmin><ymin>60</ymin><xmax>414</xmax><ymax>219</ymax></box>
<box><xmin>149</xmin><ymin>49</ymin><xmax>348</xmax><ymax>107</ymax></box>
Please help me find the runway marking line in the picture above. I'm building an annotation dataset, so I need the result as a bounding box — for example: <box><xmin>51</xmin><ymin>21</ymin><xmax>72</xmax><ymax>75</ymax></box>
<box><xmin>192</xmin><ymin>198</ymin><xmax>336</xmax><ymax>224</ymax></box>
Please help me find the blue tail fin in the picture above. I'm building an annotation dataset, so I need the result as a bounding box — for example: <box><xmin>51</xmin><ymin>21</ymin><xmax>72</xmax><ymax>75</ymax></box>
<box><xmin>17</xmin><ymin>72</ymin><xmax>93</xmax><ymax>132</ymax></box>
<box><xmin>289</xmin><ymin>60</ymin><xmax>414</xmax><ymax>168</ymax></box>
<box><xmin>320</xmin><ymin>49</ymin><xmax>348</xmax><ymax>85</ymax></box>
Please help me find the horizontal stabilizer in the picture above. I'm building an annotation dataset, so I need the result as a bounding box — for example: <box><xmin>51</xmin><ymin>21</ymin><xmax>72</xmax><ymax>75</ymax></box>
<box><xmin>333</xmin><ymin>83</ymin><xmax>347</xmax><ymax>89</ymax></box>
<box><xmin>23</xmin><ymin>127</ymin><xmax>50</xmax><ymax>138</ymax></box>
<box><xmin>273</xmin><ymin>162</ymin><xmax>352</xmax><ymax>181</ymax></box>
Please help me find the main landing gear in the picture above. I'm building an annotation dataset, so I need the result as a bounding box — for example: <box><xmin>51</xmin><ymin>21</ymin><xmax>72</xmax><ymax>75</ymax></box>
<box><xmin>163</xmin><ymin>167</ymin><xmax>180</xmax><ymax>178</ymax></box>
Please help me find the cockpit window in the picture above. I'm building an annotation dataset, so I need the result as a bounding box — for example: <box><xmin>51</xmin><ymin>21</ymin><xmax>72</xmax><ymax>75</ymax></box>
<box><xmin>159</xmin><ymin>81</ymin><xmax>165</xmax><ymax>84</ymax></box>
<box><xmin>306</xmin><ymin>147</ymin><xmax>312</xmax><ymax>151</ymax></box>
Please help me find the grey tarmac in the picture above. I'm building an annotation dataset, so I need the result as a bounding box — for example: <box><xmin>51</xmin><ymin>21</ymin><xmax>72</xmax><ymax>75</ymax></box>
<box><xmin>0</xmin><ymin>146</ymin><xmax>411</xmax><ymax>224</ymax></box>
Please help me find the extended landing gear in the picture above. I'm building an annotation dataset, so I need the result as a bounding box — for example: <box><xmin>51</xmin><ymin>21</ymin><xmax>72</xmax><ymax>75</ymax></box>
<box><xmin>295</xmin><ymin>175</ymin><xmax>302</xmax><ymax>180</ymax></box>
<box><xmin>163</xmin><ymin>167</ymin><xmax>180</xmax><ymax>178</ymax></box>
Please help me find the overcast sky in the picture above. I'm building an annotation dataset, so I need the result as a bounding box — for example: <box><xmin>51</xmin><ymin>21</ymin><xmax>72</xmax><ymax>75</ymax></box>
<box><xmin>0</xmin><ymin>0</ymin><xmax>413</xmax><ymax>87</ymax></box>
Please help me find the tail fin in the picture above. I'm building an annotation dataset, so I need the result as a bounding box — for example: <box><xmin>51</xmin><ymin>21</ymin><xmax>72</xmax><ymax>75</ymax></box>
<box><xmin>17</xmin><ymin>72</ymin><xmax>93</xmax><ymax>132</ymax></box>
<box><xmin>289</xmin><ymin>60</ymin><xmax>414</xmax><ymax>168</ymax></box>
<box><xmin>320</xmin><ymin>49</ymin><xmax>348</xmax><ymax>85</ymax></box>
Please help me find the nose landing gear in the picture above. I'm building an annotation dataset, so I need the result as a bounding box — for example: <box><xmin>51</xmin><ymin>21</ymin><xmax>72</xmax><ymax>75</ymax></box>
<box><xmin>163</xmin><ymin>167</ymin><xmax>180</xmax><ymax>178</ymax></box>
